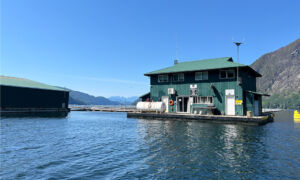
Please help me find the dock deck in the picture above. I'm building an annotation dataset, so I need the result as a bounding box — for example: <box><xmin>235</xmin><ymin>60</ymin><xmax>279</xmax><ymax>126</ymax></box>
<box><xmin>127</xmin><ymin>112</ymin><xmax>274</xmax><ymax>125</ymax></box>
<box><xmin>71</xmin><ymin>106</ymin><xmax>137</xmax><ymax>113</ymax></box>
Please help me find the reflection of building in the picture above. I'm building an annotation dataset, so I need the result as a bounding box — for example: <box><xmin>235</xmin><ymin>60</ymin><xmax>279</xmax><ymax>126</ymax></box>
<box><xmin>135</xmin><ymin>119</ymin><xmax>268</xmax><ymax>179</ymax></box>
<box><xmin>0</xmin><ymin>76</ymin><xmax>69</xmax><ymax>116</ymax></box>
<box><xmin>294</xmin><ymin>110</ymin><xmax>300</xmax><ymax>123</ymax></box>
<box><xmin>142</xmin><ymin>57</ymin><xmax>269</xmax><ymax>116</ymax></box>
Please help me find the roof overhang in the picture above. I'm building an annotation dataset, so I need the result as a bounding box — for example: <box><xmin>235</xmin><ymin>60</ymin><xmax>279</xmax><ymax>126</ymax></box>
<box><xmin>0</xmin><ymin>84</ymin><xmax>69</xmax><ymax>92</ymax></box>
<box><xmin>245</xmin><ymin>90</ymin><xmax>270</xmax><ymax>96</ymax></box>
<box><xmin>139</xmin><ymin>92</ymin><xmax>150</xmax><ymax>98</ymax></box>
<box><xmin>144</xmin><ymin>57</ymin><xmax>262</xmax><ymax>77</ymax></box>
<box><xmin>245</xmin><ymin>66</ymin><xmax>262</xmax><ymax>77</ymax></box>
<box><xmin>145</xmin><ymin>66</ymin><xmax>261</xmax><ymax>77</ymax></box>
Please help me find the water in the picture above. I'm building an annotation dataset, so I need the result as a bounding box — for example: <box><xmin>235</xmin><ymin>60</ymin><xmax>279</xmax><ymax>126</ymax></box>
<box><xmin>1</xmin><ymin>111</ymin><xmax>300</xmax><ymax>179</ymax></box>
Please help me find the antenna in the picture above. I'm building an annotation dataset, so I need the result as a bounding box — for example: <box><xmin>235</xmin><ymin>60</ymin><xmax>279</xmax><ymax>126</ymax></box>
<box><xmin>233</xmin><ymin>41</ymin><xmax>243</xmax><ymax>85</ymax></box>
<box><xmin>175</xmin><ymin>33</ymin><xmax>179</xmax><ymax>60</ymax></box>
<box><xmin>173</xmin><ymin>33</ymin><xmax>179</xmax><ymax>65</ymax></box>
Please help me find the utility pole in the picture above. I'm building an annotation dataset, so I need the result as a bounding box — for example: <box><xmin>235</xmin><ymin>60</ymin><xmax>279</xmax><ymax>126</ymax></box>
<box><xmin>233</xmin><ymin>42</ymin><xmax>243</xmax><ymax>85</ymax></box>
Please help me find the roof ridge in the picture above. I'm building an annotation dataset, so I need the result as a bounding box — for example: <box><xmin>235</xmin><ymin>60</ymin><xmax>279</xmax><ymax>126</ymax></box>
<box><xmin>176</xmin><ymin>57</ymin><xmax>232</xmax><ymax>64</ymax></box>
<box><xmin>144</xmin><ymin>56</ymin><xmax>255</xmax><ymax>76</ymax></box>
<box><xmin>1</xmin><ymin>75</ymin><xmax>49</xmax><ymax>85</ymax></box>
<box><xmin>0</xmin><ymin>75</ymin><xmax>67</xmax><ymax>92</ymax></box>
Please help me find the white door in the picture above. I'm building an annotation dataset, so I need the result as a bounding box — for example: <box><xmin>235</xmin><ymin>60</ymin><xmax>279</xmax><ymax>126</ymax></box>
<box><xmin>188</xmin><ymin>97</ymin><xmax>193</xmax><ymax>113</ymax></box>
<box><xmin>226</xmin><ymin>95</ymin><xmax>235</xmax><ymax>115</ymax></box>
<box><xmin>162</xmin><ymin>96</ymin><xmax>169</xmax><ymax>113</ymax></box>
<box><xmin>254</xmin><ymin>100</ymin><xmax>259</xmax><ymax>116</ymax></box>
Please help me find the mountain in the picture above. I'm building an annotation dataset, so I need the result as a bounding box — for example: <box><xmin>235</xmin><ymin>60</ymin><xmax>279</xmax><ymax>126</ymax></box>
<box><xmin>69</xmin><ymin>96</ymin><xmax>86</xmax><ymax>105</ymax></box>
<box><xmin>108</xmin><ymin>96</ymin><xmax>138</xmax><ymax>105</ymax></box>
<box><xmin>57</xmin><ymin>87</ymin><xmax>121</xmax><ymax>105</ymax></box>
<box><xmin>69</xmin><ymin>90</ymin><xmax>120</xmax><ymax>105</ymax></box>
<box><xmin>251</xmin><ymin>38</ymin><xmax>300</xmax><ymax>109</ymax></box>
<box><xmin>251</xmin><ymin>38</ymin><xmax>300</xmax><ymax>94</ymax></box>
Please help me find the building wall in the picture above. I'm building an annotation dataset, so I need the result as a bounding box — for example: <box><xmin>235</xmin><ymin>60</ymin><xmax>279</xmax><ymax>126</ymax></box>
<box><xmin>149</xmin><ymin>68</ymin><xmax>258</xmax><ymax>115</ymax></box>
<box><xmin>0</xmin><ymin>85</ymin><xmax>69</xmax><ymax>109</ymax></box>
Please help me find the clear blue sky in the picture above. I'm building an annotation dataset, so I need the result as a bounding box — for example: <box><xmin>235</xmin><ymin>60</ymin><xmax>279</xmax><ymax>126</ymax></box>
<box><xmin>1</xmin><ymin>0</ymin><xmax>300</xmax><ymax>97</ymax></box>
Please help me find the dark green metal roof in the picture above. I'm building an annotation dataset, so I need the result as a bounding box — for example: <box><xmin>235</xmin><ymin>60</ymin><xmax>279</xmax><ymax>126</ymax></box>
<box><xmin>145</xmin><ymin>57</ymin><xmax>261</xmax><ymax>77</ymax></box>
<box><xmin>139</xmin><ymin>92</ymin><xmax>150</xmax><ymax>98</ymax></box>
<box><xmin>0</xmin><ymin>76</ymin><xmax>68</xmax><ymax>92</ymax></box>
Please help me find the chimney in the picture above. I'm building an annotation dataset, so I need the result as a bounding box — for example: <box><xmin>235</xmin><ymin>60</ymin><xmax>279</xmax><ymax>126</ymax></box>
<box><xmin>174</xmin><ymin>59</ymin><xmax>178</xmax><ymax>65</ymax></box>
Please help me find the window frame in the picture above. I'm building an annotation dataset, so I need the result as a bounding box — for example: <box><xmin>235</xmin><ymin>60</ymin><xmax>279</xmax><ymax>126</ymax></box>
<box><xmin>173</xmin><ymin>73</ymin><xmax>184</xmax><ymax>82</ymax></box>
<box><xmin>158</xmin><ymin>75</ymin><xmax>169</xmax><ymax>83</ymax></box>
<box><xmin>195</xmin><ymin>71</ymin><xmax>208</xmax><ymax>81</ymax></box>
<box><xmin>227</xmin><ymin>69</ymin><xmax>235</xmax><ymax>79</ymax></box>
<box><xmin>193</xmin><ymin>96</ymin><xmax>214</xmax><ymax>104</ymax></box>
<box><xmin>219</xmin><ymin>69</ymin><xmax>236</xmax><ymax>79</ymax></box>
<box><xmin>219</xmin><ymin>70</ymin><xmax>227</xmax><ymax>79</ymax></box>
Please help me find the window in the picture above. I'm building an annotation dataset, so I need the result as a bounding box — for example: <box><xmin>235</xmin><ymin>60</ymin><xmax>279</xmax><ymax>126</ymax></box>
<box><xmin>158</xmin><ymin>75</ymin><xmax>169</xmax><ymax>82</ymax></box>
<box><xmin>200</xmin><ymin>97</ymin><xmax>207</xmax><ymax>103</ymax></box>
<box><xmin>193</xmin><ymin>96</ymin><xmax>200</xmax><ymax>103</ymax></box>
<box><xmin>173</xmin><ymin>73</ymin><xmax>184</xmax><ymax>82</ymax></box>
<box><xmin>193</xmin><ymin>96</ymin><xmax>213</xmax><ymax>104</ymax></box>
<box><xmin>220</xmin><ymin>71</ymin><xmax>227</xmax><ymax>79</ymax></box>
<box><xmin>195</xmin><ymin>71</ymin><xmax>208</xmax><ymax>81</ymax></box>
<box><xmin>219</xmin><ymin>69</ymin><xmax>235</xmax><ymax>79</ymax></box>
<box><xmin>208</xmin><ymin>97</ymin><xmax>213</xmax><ymax>103</ymax></box>
<box><xmin>227</xmin><ymin>70</ymin><xmax>235</xmax><ymax>78</ymax></box>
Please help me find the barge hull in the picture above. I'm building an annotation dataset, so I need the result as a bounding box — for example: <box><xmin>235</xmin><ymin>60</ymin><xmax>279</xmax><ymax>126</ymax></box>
<box><xmin>127</xmin><ymin>112</ymin><xmax>274</xmax><ymax>125</ymax></box>
<box><xmin>0</xmin><ymin>108</ymin><xmax>70</xmax><ymax>118</ymax></box>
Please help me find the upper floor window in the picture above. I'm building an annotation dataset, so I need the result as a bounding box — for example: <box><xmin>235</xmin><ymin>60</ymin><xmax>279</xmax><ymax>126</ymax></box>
<box><xmin>158</xmin><ymin>75</ymin><xmax>169</xmax><ymax>82</ymax></box>
<box><xmin>195</xmin><ymin>71</ymin><xmax>208</xmax><ymax>81</ymax></box>
<box><xmin>219</xmin><ymin>69</ymin><xmax>235</xmax><ymax>79</ymax></box>
<box><xmin>173</xmin><ymin>73</ymin><xmax>184</xmax><ymax>82</ymax></box>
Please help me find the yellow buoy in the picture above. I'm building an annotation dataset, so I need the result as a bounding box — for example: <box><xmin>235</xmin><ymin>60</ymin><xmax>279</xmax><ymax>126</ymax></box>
<box><xmin>294</xmin><ymin>110</ymin><xmax>300</xmax><ymax>123</ymax></box>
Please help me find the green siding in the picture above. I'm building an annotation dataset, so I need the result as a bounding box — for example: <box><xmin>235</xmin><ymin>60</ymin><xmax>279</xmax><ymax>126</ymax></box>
<box><xmin>240</xmin><ymin>68</ymin><xmax>258</xmax><ymax>114</ymax></box>
<box><xmin>148</xmin><ymin>67</ymin><xmax>261</xmax><ymax>116</ymax></box>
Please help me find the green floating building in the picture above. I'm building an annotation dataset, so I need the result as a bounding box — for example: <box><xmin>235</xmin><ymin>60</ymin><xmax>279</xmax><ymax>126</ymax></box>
<box><xmin>0</xmin><ymin>76</ymin><xmax>70</xmax><ymax>117</ymax></box>
<box><xmin>141</xmin><ymin>57</ymin><xmax>269</xmax><ymax>116</ymax></box>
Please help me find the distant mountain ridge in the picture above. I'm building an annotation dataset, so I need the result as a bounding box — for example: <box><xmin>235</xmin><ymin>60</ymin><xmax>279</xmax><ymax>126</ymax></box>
<box><xmin>58</xmin><ymin>87</ymin><xmax>121</xmax><ymax>105</ymax></box>
<box><xmin>251</xmin><ymin>38</ymin><xmax>300</xmax><ymax>109</ymax></box>
<box><xmin>251</xmin><ymin>38</ymin><xmax>300</xmax><ymax>95</ymax></box>
<box><xmin>69</xmin><ymin>90</ymin><xmax>121</xmax><ymax>105</ymax></box>
<box><xmin>108</xmin><ymin>96</ymin><xmax>138</xmax><ymax>105</ymax></box>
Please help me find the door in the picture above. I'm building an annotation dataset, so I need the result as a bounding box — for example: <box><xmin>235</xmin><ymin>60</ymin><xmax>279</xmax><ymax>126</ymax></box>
<box><xmin>162</xmin><ymin>96</ymin><xmax>169</xmax><ymax>113</ymax></box>
<box><xmin>254</xmin><ymin>100</ymin><xmax>259</xmax><ymax>116</ymax></box>
<box><xmin>177</xmin><ymin>96</ymin><xmax>189</xmax><ymax>113</ymax></box>
<box><xmin>226</xmin><ymin>95</ymin><xmax>235</xmax><ymax>115</ymax></box>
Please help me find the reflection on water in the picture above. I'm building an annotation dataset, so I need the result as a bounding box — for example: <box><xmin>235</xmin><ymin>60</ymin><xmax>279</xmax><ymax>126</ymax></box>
<box><xmin>294</xmin><ymin>110</ymin><xmax>300</xmax><ymax>124</ymax></box>
<box><xmin>136</xmin><ymin>121</ymin><xmax>267</xmax><ymax>178</ymax></box>
<box><xmin>136</xmin><ymin>111</ymin><xmax>299</xmax><ymax>179</ymax></box>
<box><xmin>1</xmin><ymin>111</ymin><xmax>300</xmax><ymax>179</ymax></box>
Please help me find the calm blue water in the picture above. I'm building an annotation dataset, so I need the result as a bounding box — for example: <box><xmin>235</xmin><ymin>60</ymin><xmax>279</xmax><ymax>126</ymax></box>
<box><xmin>1</xmin><ymin>111</ymin><xmax>300</xmax><ymax>179</ymax></box>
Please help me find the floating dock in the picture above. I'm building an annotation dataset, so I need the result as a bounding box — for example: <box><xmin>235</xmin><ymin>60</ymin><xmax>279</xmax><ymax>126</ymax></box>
<box><xmin>127</xmin><ymin>112</ymin><xmax>274</xmax><ymax>125</ymax></box>
<box><xmin>70</xmin><ymin>106</ymin><xmax>137</xmax><ymax>113</ymax></box>
<box><xmin>0</xmin><ymin>108</ymin><xmax>70</xmax><ymax>117</ymax></box>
